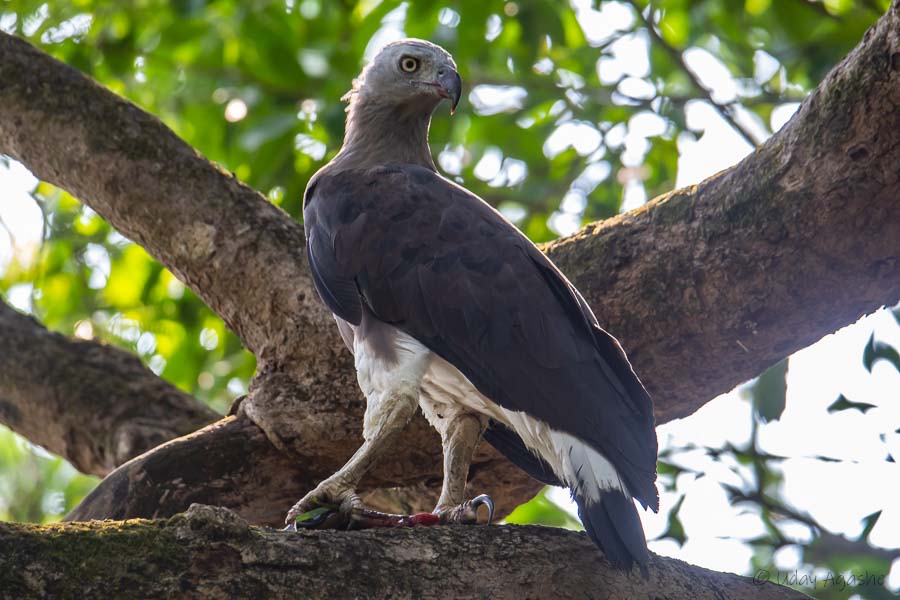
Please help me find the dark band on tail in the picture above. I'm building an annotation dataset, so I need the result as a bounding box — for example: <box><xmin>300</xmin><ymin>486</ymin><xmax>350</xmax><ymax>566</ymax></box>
<box><xmin>576</xmin><ymin>490</ymin><xmax>650</xmax><ymax>573</ymax></box>
<box><xmin>486</xmin><ymin>420</ymin><xmax>651</xmax><ymax>572</ymax></box>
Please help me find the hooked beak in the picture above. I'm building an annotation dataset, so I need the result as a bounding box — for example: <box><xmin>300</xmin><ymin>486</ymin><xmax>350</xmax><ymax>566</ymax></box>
<box><xmin>437</xmin><ymin>67</ymin><xmax>462</xmax><ymax>115</ymax></box>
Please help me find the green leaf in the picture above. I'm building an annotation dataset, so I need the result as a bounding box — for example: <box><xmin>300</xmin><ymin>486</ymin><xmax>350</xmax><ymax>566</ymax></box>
<box><xmin>659</xmin><ymin>10</ymin><xmax>689</xmax><ymax>47</ymax></box>
<box><xmin>859</xmin><ymin>510</ymin><xmax>881</xmax><ymax>541</ymax></box>
<box><xmin>293</xmin><ymin>506</ymin><xmax>333</xmax><ymax>524</ymax></box>
<box><xmin>658</xmin><ymin>495</ymin><xmax>687</xmax><ymax>546</ymax></box>
<box><xmin>745</xmin><ymin>0</ymin><xmax>771</xmax><ymax>16</ymax></box>
<box><xmin>747</xmin><ymin>358</ymin><xmax>789</xmax><ymax>423</ymax></box>
<box><xmin>504</xmin><ymin>487</ymin><xmax>582</xmax><ymax>530</ymax></box>
<box><xmin>862</xmin><ymin>333</ymin><xmax>900</xmax><ymax>373</ymax></box>
<box><xmin>827</xmin><ymin>395</ymin><xmax>877</xmax><ymax>414</ymax></box>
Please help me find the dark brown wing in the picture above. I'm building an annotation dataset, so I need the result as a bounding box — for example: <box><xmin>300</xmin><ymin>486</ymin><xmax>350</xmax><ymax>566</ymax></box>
<box><xmin>303</xmin><ymin>165</ymin><xmax>658</xmax><ymax>509</ymax></box>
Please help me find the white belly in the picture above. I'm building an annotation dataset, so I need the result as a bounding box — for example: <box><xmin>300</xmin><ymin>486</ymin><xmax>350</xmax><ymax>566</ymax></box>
<box><xmin>418</xmin><ymin>353</ymin><xmax>502</xmax><ymax>434</ymax></box>
<box><xmin>336</xmin><ymin>314</ymin><xmax>628</xmax><ymax>500</ymax></box>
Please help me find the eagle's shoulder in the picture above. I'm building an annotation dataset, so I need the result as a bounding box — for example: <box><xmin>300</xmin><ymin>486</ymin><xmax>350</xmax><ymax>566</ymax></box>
<box><xmin>305</xmin><ymin>163</ymin><xmax>509</xmax><ymax>237</ymax></box>
<box><xmin>308</xmin><ymin>163</ymin><xmax>477</xmax><ymax>201</ymax></box>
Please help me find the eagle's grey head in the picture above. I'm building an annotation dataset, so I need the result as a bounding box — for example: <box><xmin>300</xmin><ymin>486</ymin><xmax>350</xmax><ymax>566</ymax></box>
<box><xmin>345</xmin><ymin>39</ymin><xmax>462</xmax><ymax>116</ymax></box>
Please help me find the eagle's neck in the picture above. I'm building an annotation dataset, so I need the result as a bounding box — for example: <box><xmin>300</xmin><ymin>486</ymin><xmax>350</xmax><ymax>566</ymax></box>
<box><xmin>335</xmin><ymin>97</ymin><xmax>437</xmax><ymax>171</ymax></box>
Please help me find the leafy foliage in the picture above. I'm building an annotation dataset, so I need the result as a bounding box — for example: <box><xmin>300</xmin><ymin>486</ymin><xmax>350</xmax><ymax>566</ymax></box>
<box><xmin>0</xmin><ymin>0</ymin><xmax>897</xmax><ymax>596</ymax></box>
<box><xmin>0</xmin><ymin>428</ymin><xmax>96</xmax><ymax>523</ymax></box>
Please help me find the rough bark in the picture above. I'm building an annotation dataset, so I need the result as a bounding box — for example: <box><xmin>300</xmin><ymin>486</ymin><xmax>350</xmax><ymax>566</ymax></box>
<box><xmin>64</xmin><ymin>410</ymin><xmax>536</xmax><ymax>525</ymax></box>
<box><xmin>0</xmin><ymin>298</ymin><xmax>218</xmax><ymax>476</ymax></box>
<box><xmin>0</xmin><ymin>4</ymin><xmax>897</xmax><ymax>527</ymax></box>
<box><xmin>1</xmin><ymin>504</ymin><xmax>807</xmax><ymax>600</ymax></box>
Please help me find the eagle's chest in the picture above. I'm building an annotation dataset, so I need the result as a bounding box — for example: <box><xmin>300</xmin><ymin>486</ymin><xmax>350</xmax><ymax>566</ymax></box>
<box><xmin>333</xmin><ymin>313</ymin><xmax>499</xmax><ymax>438</ymax></box>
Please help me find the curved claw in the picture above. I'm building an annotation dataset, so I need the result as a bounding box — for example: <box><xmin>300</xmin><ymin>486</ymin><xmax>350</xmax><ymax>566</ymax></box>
<box><xmin>282</xmin><ymin>522</ymin><xmax>297</xmax><ymax>532</ymax></box>
<box><xmin>470</xmin><ymin>494</ymin><xmax>494</xmax><ymax>525</ymax></box>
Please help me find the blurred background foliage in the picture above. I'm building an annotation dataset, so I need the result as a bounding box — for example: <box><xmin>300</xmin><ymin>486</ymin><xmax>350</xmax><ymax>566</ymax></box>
<box><xmin>0</xmin><ymin>0</ymin><xmax>898</xmax><ymax>597</ymax></box>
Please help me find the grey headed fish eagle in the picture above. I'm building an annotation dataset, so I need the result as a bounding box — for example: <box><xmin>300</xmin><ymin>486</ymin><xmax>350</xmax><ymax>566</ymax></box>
<box><xmin>285</xmin><ymin>38</ymin><xmax>659</xmax><ymax>570</ymax></box>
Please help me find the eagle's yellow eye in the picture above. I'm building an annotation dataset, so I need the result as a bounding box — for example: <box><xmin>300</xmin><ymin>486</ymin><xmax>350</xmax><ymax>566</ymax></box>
<box><xmin>400</xmin><ymin>56</ymin><xmax>419</xmax><ymax>73</ymax></box>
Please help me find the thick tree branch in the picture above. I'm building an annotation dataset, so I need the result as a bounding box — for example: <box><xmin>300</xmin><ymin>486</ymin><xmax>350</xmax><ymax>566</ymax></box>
<box><xmin>65</xmin><ymin>384</ymin><xmax>539</xmax><ymax>524</ymax></box>
<box><xmin>63</xmin><ymin>414</ymin><xmax>313</xmax><ymax>524</ymax></box>
<box><xmin>3</xmin><ymin>504</ymin><xmax>806</xmax><ymax>600</ymax></box>
<box><xmin>0</xmin><ymin>30</ymin><xmax>325</xmax><ymax>368</ymax></box>
<box><xmin>0</xmin><ymin>4</ymin><xmax>898</xmax><ymax>524</ymax></box>
<box><xmin>0</xmin><ymin>298</ymin><xmax>218</xmax><ymax>476</ymax></box>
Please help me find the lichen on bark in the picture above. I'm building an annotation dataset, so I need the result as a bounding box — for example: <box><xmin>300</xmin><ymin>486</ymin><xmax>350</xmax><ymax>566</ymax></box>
<box><xmin>0</xmin><ymin>505</ymin><xmax>807</xmax><ymax>600</ymax></box>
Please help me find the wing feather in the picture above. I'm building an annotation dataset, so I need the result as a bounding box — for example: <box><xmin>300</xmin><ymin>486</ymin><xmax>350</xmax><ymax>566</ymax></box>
<box><xmin>306</xmin><ymin>222</ymin><xmax>362</xmax><ymax>325</ymax></box>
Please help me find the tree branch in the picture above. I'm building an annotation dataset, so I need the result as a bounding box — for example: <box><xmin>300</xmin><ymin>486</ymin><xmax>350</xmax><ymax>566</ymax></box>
<box><xmin>3</xmin><ymin>504</ymin><xmax>806</xmax><ymax>599</ymax></box>
<box><xmin>0</xmin><ymin>298</ymin><xmax>218</xmax><ymax>476</ymax></box>
<box><xmin>0</xmin><ymin>30</ymin><xmax>324</xmax><ymax>367</ymax></box>
<box><xmin>65</xmin><ymin>380</ymin><xmax>539</xmax><ymax>525</ymax></box>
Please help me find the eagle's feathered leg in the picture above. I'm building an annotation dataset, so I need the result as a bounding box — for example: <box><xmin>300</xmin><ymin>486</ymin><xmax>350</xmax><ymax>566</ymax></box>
<box><xmin>285</xmin><ymin>318</ymin><xmax>494</xmax><ymax>529</ymax></box>
<box><xmin>432</xmin><ymin>413</ymin><xmax>494</xmax><ymax>524</ymax></box>
<box><xmin>284</xmin><ymin>410</ymin><xmax>494</xmax><ymax>529</ymax></box>
<box><xmin>284</xmin><ymin>385</ymin><xmax>419</xmax><ymax>527</ymax></box>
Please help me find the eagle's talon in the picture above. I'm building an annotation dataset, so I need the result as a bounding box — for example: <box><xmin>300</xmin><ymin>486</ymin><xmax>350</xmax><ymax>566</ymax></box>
<box><xmin>434</xmin><ymin>494</ymin><xmax>495</xmax><ymax>525</ymax></box>
<box><xmin>470</xmin><ymin>494</ymin><xmax>494</xmax><ymax>525</ymax></box>
<box><xmin>284</xmin><ymin>473</ymin><xmax>363</xmax><ymax>525</ymax></box>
